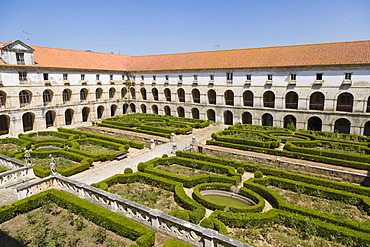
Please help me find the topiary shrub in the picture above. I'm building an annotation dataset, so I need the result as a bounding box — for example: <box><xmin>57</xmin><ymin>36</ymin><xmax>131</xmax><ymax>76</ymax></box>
<box><xmin>162</xmin><ymin>154</ymin><xmax>168</xmax><ymax>158</ymax></box>
<box><xmin>137</xmin><ymin>162</ymin><xmax>147</xmax><ymax>171</ymax></box>
<box><xmin>200</xmin><ymin>218</ymin><xmax>214</xmax><ymax>229</ymax></box>
<box><xmin>174</xmin><ymin>210</ymin><xmax>189</xmax><ymax>221</ymax></box>
<box><xmin>237</xmin><ymin>167</ymin><xmax>245</xmax><ymax>174</ymax></box>
<box><xmin>124</xmin><ymin>168</ymin><xmax>133</xmax><ymax>174</ymax></box>
<box><xmin>254</xmin><ymin>170</ymin><xmax>263</xmax><ymax>178</ymax></box>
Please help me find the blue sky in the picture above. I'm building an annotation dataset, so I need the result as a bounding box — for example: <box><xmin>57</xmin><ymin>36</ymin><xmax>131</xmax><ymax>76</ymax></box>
<box><xmin>1</xmin><ymin>0</ymin><xmax>370</xmax><ymax>55</ymax></box>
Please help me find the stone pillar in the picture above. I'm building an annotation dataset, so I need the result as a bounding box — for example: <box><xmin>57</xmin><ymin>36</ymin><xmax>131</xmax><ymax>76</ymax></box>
<box><xmin>192</xmin><ymin>136</ymin><xmax>196</xmax><ymax>146</ymax></box>
<box><xmin>171</xmin><ymin>143</ymin><xmax>177</xmax><ymax>154</ymax></box>
<box><xmin>150</xmin><ymin>139</ymin><xmax>155</xmax><ymax>149</ymax></box>
<box><xmin>170</xmin><ymin>133</ymin><xmax>175</xmax><ymax>142</ymax></box>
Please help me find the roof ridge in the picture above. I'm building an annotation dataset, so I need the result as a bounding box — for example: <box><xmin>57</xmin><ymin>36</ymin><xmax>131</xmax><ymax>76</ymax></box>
<box><xmin>31</xmin><ymin>45</ymin><xmax>132</xmax><ymax>57</ymax></box>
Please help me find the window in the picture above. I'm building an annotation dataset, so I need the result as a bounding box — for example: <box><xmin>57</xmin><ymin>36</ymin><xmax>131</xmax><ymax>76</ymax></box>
<box><xmin>81</xmin><ymin>74</ymin><xmax>85</xmax><ymax>80</ymax></box>
<box><xmin>133</xmin><ymin>75</ymin><xmax>136</xmax><ymax>80</ymax></box>
<box><xmin>96</xmin><ymin>74</ymin><xmax>100</xmax><ymax>80</ymax></box>
<box><xmin>141</xmin><ymin>75</ymin><xmax>144</xmax><ymax>81</ymax></box>
<box><xmin>226</xmin><ymin>73</ymin><xmax>233</xmax><ymax>82</ymax></box>
<box><xmin>19</xmin><ymin>90</ymin><xmax>31</xmax><ymax>105</ymax></box>
<box><xmin>345</xmin><ymin>73</ymin><xmax>352</xmax><ymax>80</ymax></box>
<box><xmin>19</xmin><ymin>72</ymin><xmax>27</xmax><ymax>82</ymax></box>
<box><xmin>80</xmin><ymin>89</ymin><xmax>88</xmax><ymax>101</ymax></box>
<box><xmin>193</xmin><ymin>75</ymin><xmax>198</xmax><ymax>81</ymax></box>
<box><xmin>122</xmin><ymin>75</ymin><xmax>125</xmax><ymax>80</ymax></box>
<box><xmin>316</xmin><ymin>73</ymin><xmax>323</xmax><ymax>81</ymax></box>
<box><xmin>267</xmin><ymin>74</ymin><xmax>273</xmax><ymax>81</ymax></box>
<box><xmin>153</xmin><ymin>75</ymin><xmax>156</xmax><ymax>81</ymax></box>
<box><xmin>179</xmin><ymin>75</ymin><xmax>183</xmax><ymax>81</ymax></box>
<box><xmin>16</xmin><ymin>53</ymin><xmax>25</xmax><ymax>65</ymax></box>
<box><xmin>63</xmin><ymin>74</ymin><xmax>68</xmax><ymax>80</ymax></box>
<box><xmin>62</xmin><ymin>89</ymin><xmax>71</xmax><ymax>103</ymax></box>
<box><xmin>43</xmin><ymin>73</ymin><xmax>49</xmax><ymax>80</ymax></box>
<box><xmin>109</xmin><ymin>88</ymin><xmax>116</xmax><ymax>99</ymax></box>
<box><xmin>246</xmin><ymin>74</ymin><xmax>252</xmax><ymax>81</ymax></box>
<box><xmin>110</xmin><ymin>75</ymin><xmax>113</xmax><ymax>80</ymax></box>
<box><xmin>96</xmin><ymin>88</ymin><xmax>103</xmax><ymax>100</ymax></box>
<box><xmin>210</xmin><ymin>75</ymin><xmax>214</xmax><ymax>81</ymax></box>
<box><xmin>165</xmin><ymin>75</ymin><xmax>169</xmax><ymax>81</ymax></box>
<box><xmin>43</xmin><ymin>90</ymin><xmax>52</xmax><ymax>105</ymax></box>
<box><xmin>290</xmin><ymin>73</ymin><xmax>296</xmax><ymax>81</ymax></box>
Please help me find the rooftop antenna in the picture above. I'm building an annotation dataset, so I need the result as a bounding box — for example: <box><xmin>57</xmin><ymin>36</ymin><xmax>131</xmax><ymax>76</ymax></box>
<box><xmin>22</xmin><ymin>31</ymin><xmax>33</xmax><ymax>41</ymax></box>
<box><xmin>215</xmin><ymin>44</ymin><xmax>220</xmax><ymax>51</ymax></box>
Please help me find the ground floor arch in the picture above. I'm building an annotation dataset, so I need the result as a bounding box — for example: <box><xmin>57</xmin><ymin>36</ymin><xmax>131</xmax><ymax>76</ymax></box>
<box><xmin>97</xmin><ymin>105</ymin><xmax>104</xmax><ymax>119</ymax></box>
<box><xmin>192</xmin><ymin>108</ymin><xmax>200</xmax><ymax>119</ymax></box>
<box><xmin>364</xmin><ymin>121</ymin><xmax>370</xmax><ymax>136</ymax></box>
<box><xmin>262</xmin><ymin>113</ymin><xmax>273</xmax><ymax>126</ymax></box>
<box><xmin>283</xmin><ymin>115</ymin><xmax>296</xmax><ymax>130</ymax></box>
<box><xmin>0</xmin><ymin>115</ymin><xmax>10</xmax><ymax>135</ymax></box>
<box><xmin>82</xmin><ymin>107</ymin><xmax>90</xmax><ymax>122</ymax></box>
<box><xmin>65</xmin><ymin>109</ymin><xmax>74</xmax><ymax>125</ymax></box>
<box><xmin>111</xmin><ymin>104</ymin><xmax>117</xmax><ymax>117</ymax></box>
<box><xmin>130</xmin><ymin>103</ymin><xmax>136</xmax><ymax>113</ymax></box>
<box><xmin>307</xmin><ymin>116</ymin><xmax>322</xmax><ymax>131</ymax></box>
<box><xmin>164</xmin><ymin>106</ymin><xmax>171</xmax><ymax>116</ymax></box>
<box><xmin>45</xmin><ymin>110</ymin><xmax>56</xmax><ymax>128</ymax></box>
<box><xmin>242</xmin><ymin>112</ymin><xmax>252</xmax><ymax>124</ymax></box>
<box><xmin>141</xmin><ymin>104</ymin><xmax>147</xmax><ymax>113</ymax></box>
<box><xmin>22</xmin><ymin>112</ymin><xmax>35</xmax><ymax>132</ymax></box>
<box><xmin>224</xmin><ymin>110</ymin><xmax>233</xmax><ymax>125</ymax></box>
<box><xmin>123</xmin><ymin>103</ymin><xmax>128</xmax><ymax>114</ymax></box>
<box><xmin>177</xmin><ymin>107</ymin><xmax>185</xmax><ymax>117</ymax></box>
<box><xmin>152</xmin><ymin>105</ymin><xmax>158</xmax><ymax>114</ymax></box>
<box><xmin>207</xmin><ymin>109</ymin><xmax>216</xmax><ymax>122</ymax></box>
<box><xmin>334</xmin><ymin>118</ymin><xmax>351</xmax><ymax>134</ymax></box>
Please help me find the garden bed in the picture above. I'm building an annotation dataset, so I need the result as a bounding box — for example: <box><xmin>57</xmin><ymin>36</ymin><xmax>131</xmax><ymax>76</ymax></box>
<box><xmin>155</xmin><ymin>164</ymin><xmax>218</xmax><ymax>177</ymax></box>
<box><xmin>32</xmin><ymin>156</ymin><xmax>79</xmax><ymax>170</ymax></box>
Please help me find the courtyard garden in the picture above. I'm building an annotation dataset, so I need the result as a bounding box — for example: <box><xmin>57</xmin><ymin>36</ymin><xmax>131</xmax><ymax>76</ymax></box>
<box><xmin>97</xmin><ymin>113</ymin><xmax>210</xmax><ymax>138</ymax></box>
<box><xmin>208</xmin><ymin>123</ymin><xmax>370</xmax><ymax>171</ymax></box>
<box><xmin>92</xmin><ymin>151</ymin><xmax>370</xmax><ymax>246</ymax></box>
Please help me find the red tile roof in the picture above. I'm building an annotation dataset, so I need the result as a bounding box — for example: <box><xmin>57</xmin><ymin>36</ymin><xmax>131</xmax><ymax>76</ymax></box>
<box><xmin>1</xmin><ymin>40</ymin><xmax>369</xmax><ymax>71</ymax></box>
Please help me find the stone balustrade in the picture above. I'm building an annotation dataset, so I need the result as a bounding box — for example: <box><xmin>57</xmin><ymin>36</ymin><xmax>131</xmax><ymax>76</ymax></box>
<box><xmin>0</xmin><ymin>153</ymin><xmax>26</xmax><ymax>170</ymax></box>
<box><xmin>16</xmin><ymin>174</ymin><xmax>251</xmax><ymax>247</ymax></box>
<box><xmin>0</xmin><ymin>166</ymin><xmax>35</xmax><ymax>188</ymax></box>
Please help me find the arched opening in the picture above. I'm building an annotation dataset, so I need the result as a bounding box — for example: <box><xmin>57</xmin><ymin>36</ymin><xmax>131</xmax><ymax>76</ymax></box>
<box><xmin>19</xmin><ymin>90</ymin><xmax>32</xmax><ymax>107</ymax></box>
<box><xmin>334</xmin><ymin>118</ymin><xmax>351</xmax><ymax>134</ymax></box>
<box><xmin>96</xmin><ymin>88</ymin><xmax>103</xmax><ymax>100</ymax></box>
<box><xmin>192</xmin><ymin>89</ymin><xmax>200</xmax><ymax>103</ymax></box>
<box><xmin>141</xmin><ymin>104</ymin><xmax>147</xmax><ymax>113</ymax></box>
<box><xmin>0</xmin><ymin>91</ymin><xmax>7</xmax><ymax>108</ymax></box>
<box><xmin>285</xmin><ymin>91</ymin><xmax>298</xmax><ymax>109</ymax></box>
<box><xmin>164</xmin><ymin>106</ymin><xmax>171</xmax><ymax>116</ymax></box>
<box><xmin>43</xmin><ymin>89</ymin><xmax>53</xmax><ymax>106</ymax></box>
<box><xmin>283</xmin><ymin>115</ymin><xmax>296</xmax><ymax>130</ymax></box>
<box><xmin>130</xmin><ymin>103</ymin><xmax>136</xmax><ymax>113</ymax></box>
<box><xmin>65</xmin><ymin>109</ymin><xmax>74</xmax><ymax>125</ymax></box>
<box><xmin>224</xmin><ymin>111</ymin><xmax>233</xmax><ymax>125</ymax></box>
<box><xmin>192</xmin><ymin>108</ymin><xmax>200</xmax><ymax>119</ymax></box>
<box><xmin>82</xmin><ymin>107</ymin><xmax>90</xmax><ymax>122</ymax></box>
<box><xmin>45</xmin><ymin>110</ymin><xmax>56</xmax><ymax>128</ymax></box>
<box><xmin>130</xmin><ymin>88</ymin><xmax>136</xmax><ymax>99</ymax></box>
<box><xmin>164</xmin><ymin>88</ymin><xmax>171</xmax><ymax>102</ymax></box>
<box><xmin>152</xmin><ymin>105</ymin><xmax>158</xmax><ymax>114</ymax></box>
<box><xmin>0</xmin><ymin>115</ymin><xmax>10</xmax><ymax>135</ymax></box>
<box><xmin>207</xmin><ymin>109</ymin><xmax>216</xmax><ymax>122</ymax></box>
<box><xmin>97</xmin><ymin>106</ymin><xmax>104</xmax><ymax>119</ymax></box>
<box><xmin>367</xmin><ymin>96</ymin><xmax>370</xmax><ymax>112</ymax></box>
<box><xmin>111</xmin><ymin>104</ymin><xmax>117</xmax><ymax>117</ymax></box>
<box><xmin>152</xmin><ymin>88</ymin><xmax>159</xmax><ymax>101</ymax></box>
<box><xmin>208</xmin><ymin>90</ymin><xmax>216</xmax><ymax>104</ymax></box>
<box><xmin>177</xmin><ymin>88</ymin><xmax>185</xmax><ymax>102</ymax></box>
<box><xmin>263</xmin><ymin>91</ymin><xmax>275</xmax><ymax>108</ymax></box>
<box><xmin>336</xmin><ymin>93</ymin><xmax>353</xmax><ymax>112</ymax></box>
<box><xmin>109</xmin><ymin>88</ymin><xmax>116</xmax><ymax>99</ymax></box>
<box><xmin>309</xmin><ymin>92</ymin><xmax>325</xmax><ymax>110</ymax></box>
<box><xmin>80</xmin><ymin>88</ymin><xmax>88</xmax><ymax>101</ymax></box>
<box><xmin>307</xmin><ymin>117</ymin><xmax>322</xmax><ymax>131</ymax></box>
<box><xmin>364</xmin><ymin>121</ymin><xmax>370</xmax><ymax>136</ymax></box>
<box><xmin>177</xmin><ymin>107</ymin><xmax>185</xmax><ymax>117</ymax></box>
<box><xmin>242</xmin><ymin>112</ymin><xmax>252</xmax><ymax>124</ymax></box>
<box><xmin>121</xmin><ymin>88</ymin><xmax>128</xmax><ymax>98</ymax></box>
<box><xmin>22</xmin><ymin>112</ymin><xmax>35</xmax><ymax>132</ymax></box>
<box><xmin>140</xmin><ymin>88</ymin><xmax>147</xmax><ymax>100</ymax></box>
<box><xmin>123</xmin><ymin>103</ymin><xmax>128</xmax><ymax>114</ymax></box>
<box><xmin>262</xmin><ymin>113</ymin><xmax>273</xmax><ymax>126</ymax></box>
<box><xmin>243</xmin><ymin>91</ymin><xmax>253</xmax><ymax>107</ymax></box>
<box><xmin>62</xmin><ymin>89</ymin><xmax>72</xmax><ymax>103</ymax></box>
<box><xmin>224</xmin><ymin>90</ymin><xmax>234</xmax><ymax>106</ymax></box>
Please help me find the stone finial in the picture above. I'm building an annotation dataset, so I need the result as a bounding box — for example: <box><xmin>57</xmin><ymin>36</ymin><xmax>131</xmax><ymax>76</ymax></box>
<box><xmin>49</xmin><ymin>154</ymin><xmax>57</xmax><ymax>175</ymax></box>
<box><xmin>171</xmin><ymin>143</ymin><xmax>177</xmax><ymax>154</ymax></box>
<box><xmin>170</xmin><ymin>133</ymin><xmax>175</xmax><ymax>142</ymax></box>
<box><xmin>23</xmin><ymin>148</ymin><xmax>32</xmax><ymax>165</ymax></box>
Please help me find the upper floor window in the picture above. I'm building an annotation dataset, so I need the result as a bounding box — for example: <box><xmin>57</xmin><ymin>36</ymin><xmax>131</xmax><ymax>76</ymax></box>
<box><xmin>96</xmin><ymin>74</ymin><xmax>100</xmax><ymax>80</ymax></box>
<box><xmin>80</xmin><ymin>88</ymin><xmax>88</xmax><ymax>101</ymax></box>
<box><xmin>141</xmin><ymin>75</ymin><xmax>144</xmax><ymax>81</ymax></box>
<box><xmin>345</xmin><ymin>73</ymin><xmax>352</xmax><ymax>80</ymax></box>
<box><xmin>267</xmin><ymin>74</ymin><xmax>273</xmax><ymax>81</ymax></box>
<box><xmin>210</xmin><ymin>75</ymin><xmax>214</xmax><ymax>81</ymax></box>
<box><xmin>132</xmin><ymin>75</ymin><xmax>136</xmax><ymax>80</ymax></box>
<box><xmin>153</xmin><ymin>75</ymin><xmax>156</xmax><ymax>81</ymax></box>
<box><xmin>43</xmin><ymin>90</ymin><xmax>53</xmax><ymax>105</ymax></box>
<box><xmin>19</xmin><ymin>72</ymin><xmax>27</xmax><ymax>82</ymax></box>
<box><xmin>122</xmin><ymin>75</ymin><xmax>125</xmax><ymax>80</ymax></box>
<box><xmin>16</xmin><ymin>53</ymin><xmax>25</xmax><ymax>65</ymax></box>
<box><xmin>246</xmin><ymin>74</ymin><xmax>252</xmax><ymax>81</ymax></box>
<box><xmin>165</xmin><ymin>75</ymin><xmax>169</xmax><ymax>81</ymax></box>
<box><xmin>19</xmin><ymin>90</ymin><xmax>31</xmax><ymax>105</ymax></box>
<box><xmin>43</xmin><ymin>73</ymin><xmax>49</xmax><ymax>80</ymax></box>
<box><xmin>81</xmin><ymin>74</ymin><xmax>85</xmax><ymax>80</ymax></box>
<box><xmin>110</xmin><ymin>75</ymin><xmax>113</xmax><ymax>80</ymax></box>
<box><xmin>316</xmin><ymin>73</ymin><xmax>323</xmax><ymax>81</ymax></box>
<box><xmin>193</xmin><ymin>75</ymin><xmax>198</xmax><ymax>81</ymax></box>
<box><xmin>226</xmin><ymin>73</ymin><xmax>233</xmax><ymax>82</ymax></box>
<box><xmin>63</xmin><ymin>74</ymin><xmax>68</xmax><ymax>80</ymax></box>
<box><xmin>179</xmin><ymin>75</ymin><xmax>183</xmax><ymax>81</ymax></box>
<box><xmin>290</xmin><ymin>73</ymin><xmax>296</xmax><ymax>81</ymax></box>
